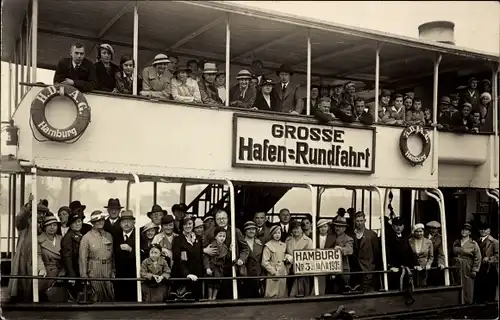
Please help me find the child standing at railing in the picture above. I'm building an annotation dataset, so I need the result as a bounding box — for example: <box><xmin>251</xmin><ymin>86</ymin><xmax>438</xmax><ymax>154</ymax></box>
<box><xmin>204</xmin><ymin>226</ymin><xmax>229</xmax><ymax>300</ymax></box>
<box><xmin>140</xmin><ymin>244</ymin><xmax>171</xmax><ymax>302</ymax></box>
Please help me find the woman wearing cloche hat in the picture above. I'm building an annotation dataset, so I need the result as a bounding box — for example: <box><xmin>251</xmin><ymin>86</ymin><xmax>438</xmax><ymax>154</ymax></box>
<box><xmin>95</xmin><ymin>43</ymin><xmax>119</xmax><ymax>92</ymax></box>
<box><xmin>140</xmin><ymin>53</ymin><xmax>172</xmax><ymax>99</ymax></box>
<box><xmin>229</xmin><ymin>69</ymin><xmax>257</xmax><ymax>109</ymax></box>
<box><xmin>79</xmin><ymin>210</ymin><xmax>115</xmax><ymax>302</ymax></box>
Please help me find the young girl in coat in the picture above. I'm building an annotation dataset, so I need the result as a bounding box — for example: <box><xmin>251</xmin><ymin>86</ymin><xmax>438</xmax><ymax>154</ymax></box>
<box><xmin>140</xmin><ymin>243</ymin><xmax>171</xmax><ymax>302</ymax></box>
<box><xmin>204</xmin><ymin>226</ymin><xmax>229</xmax><ymax>300</ymax></box>
<box><xmin>262</xmin><ymin>225</ymin><xmax>291</xmax><ymax>298</ymax></box>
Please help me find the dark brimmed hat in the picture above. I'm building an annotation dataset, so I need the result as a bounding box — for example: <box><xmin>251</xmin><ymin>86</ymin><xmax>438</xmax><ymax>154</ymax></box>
<box><xmin>440</xmin><ymin>96</ymin><xmax>451</xmax><ymax>105</ymax></box>
<box><xmin>478</xmin><ymin>222</ymin><xmax>490</xmax><ymax>230</ymax></box>
<box><xmin>174</xmin><ymin>66</ymin><xmax>192</xmax><ymax>76</ymax></box>
<box><xmin>69</xmin><ymin>200</ymin><xmax>86</xmax><ymax>213</ymax></box>
<box><xmin>333</xmin><ymin>216</ymin><xmax>349</xmax><ymax>227</ymax></box>
<box><xmin>67</xmin><ymin>212</ymin><xmax>84</xmax><ymax>227</ymax></box>
<box><xmin>392</xmin><ymin>217</ymin><xmax>404</xmax><ymax>226</ymax></box>
<box><xmin>276</xmin><ymin>64</ymin><xmax>294</xmax><ymax>76</ymax></box>
<box><xmin>37</xmin><ymin>204</ymin><xmax>50</xmax><ymax>213</ymax></box>
<box><xmin>58</xmin><ymin>206</ymin><xmax>71</xmax><ymax>215</ymax></box>
<box><xmin>148</xmin><ymin>204</ymin><xmax>167</xmax><ymax>218</ymax></box>
<box><xmin>161</xmin><ymin>215</ymin><xmax>175</xmax><ymax>225</ymax></box>
<box><xmin>261</xmin><ymin>78</ymin><xmax>275</xmax><ymax>86</ymax></box>
<box><xmin>119</xmin><ymin>209</ymin><xmax>136</xmax><ymax>222</ymax></box>
<box><xmin>380</xmin><ymin>89</ymin><xmax>391</xmax><ymax>97</ymax></box>
<box><xmin>462</xmin><ymin>223</ymin><xmax>472</xmax><ymax>231</ymax></box>
<box><xmin>337</xmin><ymin>207</ymin><xmax>346</xmax><ymax>216</ymax></box>
<box><xmin>214</xmin><ymin>226</ymin><xmax>227</xmax><ymax>236</ymax></box>
<box><xmin>104</xmin><ymin>198</ymin><xmax>123</xmax><ymax>209</ymax></box>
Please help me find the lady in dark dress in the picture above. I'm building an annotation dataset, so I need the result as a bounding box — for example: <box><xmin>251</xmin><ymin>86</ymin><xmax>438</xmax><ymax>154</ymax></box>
<box><xmin>171</xmin><ymin>217</ymin><xmax>204</xmax><ymax>300</ymax></box>
<box><xmin>94</xmin><ymin>44</ymin><xmax>119</xmax><ymax>92</ymax></box>
<box><xmin>252</xmin><ymin>78</ymin><xmax>276</xmax><ymax>111</ymax></box>
<box><xmin>60</xmin><ymin>211</ymin><xmax>85</xmax><ymax>299</ymax></box>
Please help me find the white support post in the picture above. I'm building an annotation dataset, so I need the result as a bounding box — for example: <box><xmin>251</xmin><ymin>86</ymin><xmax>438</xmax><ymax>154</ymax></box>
<box><xmin>26</xmin><ymin>12</ymin><xmax>31</xmax><ymax>85</ymax></box>
<box><xmin>431</xmin><ymin>54</ymin><xmax>442</xmax><ymax>176</ymax></box>
<box><xmin>130</xmin><ymin>173</ymin><xmax>142</xmax><ymax>302</ymax></box>
<box><xmin>492</xmin><ymin>66</ymin><xmax>499</xmax><ymax>178</ymax></box>
<box><xmin>372</xmin><ymin>187</ymin><xmax>388</xmax><ymax>291</ymax></box>
<box><xmin>425</xmin><ymin>189</ymin><xmax>450</xmax><ymax>286</ymax></box>
<box><xmin>306</xmin><ymin>29</ymin><xmax>311</xmax><ymax>116</ymax></box>
<box><xmin>132</xmin><ymin>1</ymin><xmax>139</xmax><ymax>96</ymax></box>
<box><xmin>306</xmin><ymin>184</ymin><xmax>318</xmax><ymax>295</ymax></box>
<box><xmin>410</xmin><ymin>190</ymin><xmax>416</xmax><ymax>226</ymax></box>
<box><xmin>225</xmin><ymin>14</ymin><xmax>230</xmax><ymax>107</ymax></box>
<box><xmin>225</xmin><ymin>179</ymin><xmax>237</xmax><ymax>299</ymax></box>
<box><xmin>31</xmin><ymin>0</ymin><xmax>38</xmax><ymax>83</ymax></box>
<box><xmin>31</xmin><ymin>167</ymin><xmax>39</xmax><ymax>302</ymax></box>
<box><xmin>8</xmin><ymin>61</ymin><xmax>12</xmax><ymax>120</ymax></box>
<box><xmin>126</xmin><ymin>181</ymin><xmax>132</xmax><ymax>210</ymax></box>
<box><xmin>14</xmin><ymin>49</ymin><xmax>18</xmax><ymax>107</ymax></box>
<box><xmin>373</xmin><ymin>44</ymin><xmax>380</xmax><ymax>123</ymax></box>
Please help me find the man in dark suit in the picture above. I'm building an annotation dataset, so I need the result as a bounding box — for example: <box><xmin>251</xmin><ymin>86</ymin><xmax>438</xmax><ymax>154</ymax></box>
<box><xmin>272</xmin><ymin>64</ymin><xmax>304</xmax><ymax>114</ymax></box>
<box><xmin>103</xmin><ymin>198</ymin><xmax>123</xmax><ymax>237</ymax></box>
<box><xmin>203</xmin><ymin>209</ymin><xmax>249</xmax><ymax>299</ymax></box>
<box><xmin>385</xmin><ymin>217</ymin><xmax>415</xmax><ymax>291</ymax></box>
<box><xmin>461</xmin><ymin>77</ymin><xmax>480</xmax><ymax>109</ymax></box>
<box><xmin>254</xmin><ymin>211</ymin><xmax>271</xmax><ymax>244</ymax></box>
<box><xmin>53</xmin><ymin>42</ymin><xmax>97</xmax><ymax>92</ymax></box>
<box><xmin>113</xmin><ymin>210</ymin><xmax>137</xmax><ymax>301</ymax></box>
<box><xmin>277</xmin><ymin>208</ymin><xmax>291</xmax><ymax>242</ymax></box>
<box><xmin>350</xmin><ymin>211</ymin><xmax>380</xmax><ymax>292</ymax></box>
<box><xmin>229</xmin><ymin>69</ymin><xmax>257</xmax><ymax>109</ymax></box>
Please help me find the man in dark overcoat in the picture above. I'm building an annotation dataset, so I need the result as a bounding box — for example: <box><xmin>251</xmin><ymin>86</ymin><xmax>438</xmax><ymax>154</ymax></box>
<box><xmin>272</xmin><ymin>64</ymin><xmax>304</xmax><ymax>114</ymax></box>
<box><xmin>239</xmin><ymin>221</ymin><xmax>264</xmax><ymax>298</ymax></box>
<box><xmin>474</xmin><ymin>222</ymin><xmax>499</xmax><ymax>303</ymax></box>
<box><xmin>103</xmin><ymin>198</ymin><xmax>123</xmax><ymax>238</ymax></box>
<box><xmin>113</xmin><ymin>210</ymin><xmax>137</xmax><ymax>302</ymax></box>
<box><xmin>425</xmin><ymin>220</ymin><xmax>445</xmax><ymax>286</ymax></box>
<box><xmin>254</xmin><ymin>211</ymin><xmax>271</xmax><ymax>244</ymax></box>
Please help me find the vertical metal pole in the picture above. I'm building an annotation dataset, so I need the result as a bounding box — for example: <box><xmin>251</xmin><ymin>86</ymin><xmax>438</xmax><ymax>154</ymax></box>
<box><xmin>10</xmin><ymin>175</ymin><xmax>17</xmax><ymax>255</ymax></box>
<box><xmin>306</xmin><ymin>184</ymin><xmax>319</xmax><ymax>295</ymax></box>
<box><xmin>69</xmin><ymin>178</ymin><xmax>74</xmax><ymax>202</ymax></box>
<box><xmin>14</xmin><ymin>47</ymin><xmax>19</xmax><ymax>107</ymax></box>
<box><xmin>374</xmin><ymin>44</ymin><xmax>380</xmax><ymax>123</ymax></box>
<box><xmin>369</xmin><ymin>191</ymin><xmax>373</xmax><ymax>229</ymax></box>
<box><xmin>492</xmin><ymin>66</ymin><xmax>499</xmax><ymax>178</ymax></box>
<box><xmin>8</xmin><ymin>61</ymin><xmax>12</xmax><ymax>120</ymax></box>
<box><xmin>31</xmin><ymin>0</ymin><xmax>38</xmax><ymax>83</ymax></box>
<box><xmin>431</xmin><ymin>54</ymin><xmax>442</xmax><ymax>176</ymax></box>
<box><xmin>7</xmin><ymin>175</ymin><xmax>12</xmax><ymax>255</ymax></box>
<box><xmin>132</xmin><ymin>1</ymin><xmax>139</xmax><ymax>96</ymax></box>
<box><xmin>225</xmin><ymin>179</ymin><xmax>237</xmax><ymax>299</ymax></box>
<box><xmin>410</xmin><ymin>190</ymin><xmax>416</xmax><ymax>226</ymax></box>
<box><xmin>153</xmin><ymin>181</ymin><xmax>158</xmax><ymax>204</ymax></box>
<box><xmin>180</xmin><ymin>183</ymin><xmax>186</xmax><ymax>204</ymax></box>
<box><xmin>20</xmin><ymin>173</ymin><xmax>26</xmax><ymax>213</ymax></box>
<box><xmin>126</xmin><ymin>181</ymin><xmax>132</xmax><ymax>210</ymax></box>
<box><xmin>306</xmin><ymin>29</ymin><xmax>311</xmax><ymax>115</ymax></box>
<box><xmin>225</xmin><ymin>14</ymin><xmax>230</xmax><ymax>107</ymax></box>
<box><xmin>130</xmin><ymin>174</ymin><xmax>142</xmax><ymax>302</ymax></box>
<box><xmin>373</xmin><ymin>187</ymin><xmax>388</xmax><ymax>291</ymax></box>
<box><xmin>31</xmin><ymin>167</ymin><xmax>39</xmax><ymax>302</ymax></box>
<box><xmin>26</xmin><ymin>11</ymin><xmax>31</xmax><ymax>85</ymax></box>
<box><xmin>361</xmin><ymin>189</ymin><xmax>365</xmax><ymax>213</ymax></box>
<box><xmin>20</xmin><ymin>27</ymin><xmax>25</xmax><ymax>97</ymax></box>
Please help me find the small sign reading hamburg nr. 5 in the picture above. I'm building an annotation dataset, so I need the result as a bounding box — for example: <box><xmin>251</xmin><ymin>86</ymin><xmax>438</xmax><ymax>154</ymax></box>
<box><xmin>293</xmin><ymin>249</ymin><xmax>343</xmax><ymax>275</ymax></box>
<box><xmin>232</xmin><ymin>114</ymin><xmax>375</xmax><ymax>173</ymax></box>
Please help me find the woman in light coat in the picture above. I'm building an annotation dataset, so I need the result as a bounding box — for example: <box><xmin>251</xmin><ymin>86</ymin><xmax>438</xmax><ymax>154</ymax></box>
<box><xmin>286</xmin><ymin>220</ymin><xmax>314</xmax><ymax>297</ymax></box>
<box><xmin>262</xmin><ymin>225</ymin><xmax>290</xmax><ymax>298</ymax></box>
<box><xmin>409</xmin><ymin>223</ymin><xmax>433</xmax><ymax>287</ymax></box>
<box><xmin>79</xmin><ymin>210</ymin><xmax>115</xmax><ymax>302</ymax></box>
<box><xmin>452</xmin><ymin>223</ymin><xmax>481</xmax><ymax>304</ymax></box>
<box><xmin>37</xmin><ymin>216</ymin><xmax>64</xmax><ymax>300</ymax></box>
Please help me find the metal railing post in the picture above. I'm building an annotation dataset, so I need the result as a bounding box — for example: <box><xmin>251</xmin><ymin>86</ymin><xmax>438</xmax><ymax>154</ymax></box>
<box><xmin>130</xmin><ymin>173</ymin><xmax>142</xmax><ymax>302</ymax></box>
<box><xmin>373</xmin><ymin>43</ymin><xmax>381</xmax><ymax>122</ymax></box>
<box><xmin>132</xmin><ymin>1</ymin><xmax>139</xmax><ymax>96</ymax></box>
<box><xmin>306</xmin><ymin>184</ymin><xmax>318</xmax><ymax>295</ymax></box>
<box><xmin>31</xmin><ymin>167</ymin><xmax>39</xmax><ymax>302</ymax></box>
<box><xmin>306</xmin><ymin>29</ymin><xmax>311</xmax><ymax>116</ymax></box>
<box><xmin>372</xmin><ymin>186</ymin><xmax>388</xmax><ymax>291</ymax></box>
<box><xmin>431</xmin><ymin>54</ymin><xmax>442</xmax><ymax>176</ymax></box>
<box><xmin>225</xmin><ymin>179</ymin><xmax>237</xmax><ymax>299</ymax></box>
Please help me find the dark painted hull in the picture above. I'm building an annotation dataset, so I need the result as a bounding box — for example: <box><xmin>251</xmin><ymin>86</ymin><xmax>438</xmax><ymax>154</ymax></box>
<box><xmin>3</xmin><ymin>286</ymin><xmax>462</xmax><ymax>320</ymax></box>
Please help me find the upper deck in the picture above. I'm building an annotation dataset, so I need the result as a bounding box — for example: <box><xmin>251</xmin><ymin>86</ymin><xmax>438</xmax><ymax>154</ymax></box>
<box><xmin>2</xmin><ymin>0</ymin><xmax>499</xmax><ymax>189</ymax></box>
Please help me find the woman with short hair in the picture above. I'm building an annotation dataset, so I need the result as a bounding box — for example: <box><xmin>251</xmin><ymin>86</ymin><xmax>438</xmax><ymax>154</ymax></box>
<box><xmin>114</xmin><ymin>55</ymin><xmax>143</xmax><ymax>94</ymax></box>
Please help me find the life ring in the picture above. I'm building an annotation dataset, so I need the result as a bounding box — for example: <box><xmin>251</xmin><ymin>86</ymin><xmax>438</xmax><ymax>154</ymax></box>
<box><xmin>399</xmin><ymin>125</ymin><xmax>431</xmax><ymax>166</ymax></box>
<box><xmin>30</xmin><ymin>84</ymin><xmax>91</xmax><ymax>142</ymax></box>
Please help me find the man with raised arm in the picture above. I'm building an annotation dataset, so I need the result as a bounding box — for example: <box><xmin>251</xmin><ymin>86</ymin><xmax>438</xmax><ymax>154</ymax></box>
<box><xmin>53</xmin><ymin>42</ymin><xmax>97</xmax><ymax>92</ymax></box>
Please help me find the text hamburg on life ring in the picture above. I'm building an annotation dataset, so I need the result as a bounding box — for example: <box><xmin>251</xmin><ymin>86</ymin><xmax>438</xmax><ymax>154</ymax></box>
<box><xmin>399</xmin><ymin>125</ymin><xmax>431</xmax><ymax>166</ymax></box>
<box><xmin>31</xmin><ymin>84</ymin><xmax>91</xmax><ymax>142</ymax></box>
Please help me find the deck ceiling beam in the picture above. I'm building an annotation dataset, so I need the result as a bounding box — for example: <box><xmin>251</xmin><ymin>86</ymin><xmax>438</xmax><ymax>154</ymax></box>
<box><xmin>86</xmin><ymin>1</ymin><xmax>134</xmax><ymax>55</ymax></box>
<box><xmin>231</xmin><ymin>31</ymin><xmax>304</xmax><ymax>62</ymax></box>
<box><xmin>166</xmin><ymin>15</ymin><xmax>226</xmax><ymax>51</ymax></box>
<box><xmin>336</xmin><ymin>56</ymin><xmax>424</xmax><ymax>77</ymax></box>
<box><xmin>388</xmin><ymin>66</ymin><xmax>462</xmax><ymax>84</ymax></box>
<box><xmin>293</xmin><ymin>43</ymin><xmax>373</xmax><ymax>68</ymax></box>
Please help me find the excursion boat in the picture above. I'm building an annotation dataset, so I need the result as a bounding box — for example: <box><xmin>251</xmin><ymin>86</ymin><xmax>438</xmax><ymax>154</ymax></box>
<box><xmin>1</xmin><ymin>1</ymin><xmax>499</xmax><ymax>319</ymax></box>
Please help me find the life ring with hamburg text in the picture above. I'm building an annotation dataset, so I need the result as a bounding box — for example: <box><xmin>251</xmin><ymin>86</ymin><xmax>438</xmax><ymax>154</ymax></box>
<box><xmin>399</xmin><ymin>125</ymin><xmax>431</xmax><ymax>166</ymax></box>
<box><xmin>30</xmin><ymin>84</ymin><xmax>91</xmax><ymax>142</ymax></box>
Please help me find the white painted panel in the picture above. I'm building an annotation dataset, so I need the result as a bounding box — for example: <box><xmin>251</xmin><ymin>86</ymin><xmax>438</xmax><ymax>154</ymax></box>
<box><xmin>14</xmin><ymin>88</ymin><xmax>441</xmax><ymax>188</ymax></box>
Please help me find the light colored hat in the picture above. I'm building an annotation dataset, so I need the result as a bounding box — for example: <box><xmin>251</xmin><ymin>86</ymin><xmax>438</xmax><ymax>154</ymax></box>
<box><xmin>244</xmin><ymin>221</ymin><xmax>258</xmax><ymax>231</ymax></box>
<box><xmin>269</xmin><ymin>225</ymin><xmax>281</xmax><ymax>236</ymax></box>
<box><xmin>43</xmin><ymin>215</ymin><xmax>60</xmax><ymax>227</ymax></box>
<box><xmin>480</xmin><ymin>92</ymin><xmax>492</xmax><ymax>102</ymax></box>
<box><xmin>194</xmin><ymin>218</ymin><xmax>204</xmax><ymax>228</ymax></box>
<box><xmin>236</xmin><ymin>69</ymin><xmax>252</xmax><ymax>80</ymax></box>
<box><xmin>202</xmin><ymin>62</ymin><xmax>218</xmax><ymax>74</ymax></box>
<box><xmin>426</xmin><ymin>221</ymin><xmax>441</xmax><ymax>228</ymax></box>
<box><xmin>412</xmin><ymin>223</ymin><xmax>425</xmax><ymax>233</ymax></box>
<box><xmin>99</xmin><ymin>44</ymin><xmax>114</xmax><ymax>57</ymax></box>
<box><xmin>152</xmin><ymin>54</ymin><xmax>171</xmax><ymax>65</ymax></box>
<box><xmin>119</xmin><ymin>209</ymin><xmax>136</xmax><ymax>222</ymax></box>
<box><xmin>462</xmin><ymin>102</ymin><xmax>473</xmax><ymax>109</ymax></box>
<box><xmin>142</xmin><ymin>222</ymin><xmax>158</xmax><ymax>233</ymax></box>
<box><xmin>317</xmin><ymin>219</ymin><xmax>330</xmax><ymax>228</ymax></box>
<box><xmin>89</xmin><ymin>210</ymin><xmax>107</xmax><ymax>223</ymax></box>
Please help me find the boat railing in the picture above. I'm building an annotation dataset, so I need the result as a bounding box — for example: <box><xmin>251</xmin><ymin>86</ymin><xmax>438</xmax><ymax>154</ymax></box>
<box><xmin>17</xmin><ymin>81</ymin><xmax>497</xmax><ymax>136</ymax></box>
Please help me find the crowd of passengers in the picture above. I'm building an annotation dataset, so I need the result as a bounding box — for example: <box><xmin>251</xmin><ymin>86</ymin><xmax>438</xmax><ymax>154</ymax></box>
<box><xmin>7</xmin><ymin>196</ymin><xmax>498</xmax><ymax>305</ymax></box>
<box><xmin>52</xmin><ymin>42</ymin><xmax>496</xmax><ymax>133</ymax></box>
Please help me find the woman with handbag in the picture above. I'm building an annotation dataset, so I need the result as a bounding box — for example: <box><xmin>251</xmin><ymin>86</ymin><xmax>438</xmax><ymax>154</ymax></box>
<box><xmin>38</xmin><ymin>215</ymin><xmax>66</xmax><ymax>302</ymax></box>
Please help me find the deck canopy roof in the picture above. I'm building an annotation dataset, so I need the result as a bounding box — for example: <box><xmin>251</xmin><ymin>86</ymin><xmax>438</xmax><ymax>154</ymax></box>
<box><xmin>2</xmin><ymin>0</ymin><xmax>497</xmax><ymax>89</ymax></box>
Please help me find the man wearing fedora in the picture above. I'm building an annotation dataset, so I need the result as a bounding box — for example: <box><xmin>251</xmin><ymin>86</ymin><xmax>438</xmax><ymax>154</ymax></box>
<box><xmin>113</xmin><ymin>210</ymin><xmax>138</xmax><ymax>302</ymax></box>
<box><xmin>54</xmin><ymin>42</ymin><xmax>97</xmax><ymax>92</ymax></box>
<box><xmin>330</xmin><ymin>217</ymin><xmax>354</xmax><ymax>293</ymax></box>
<box><xmin>103</xmin><ymin>198</ymin><xmax>124</xmax><ymax>238</ymax></box>
<box><xmin>229</xmin><ymin>70</ymin><xmax>257</xmax><ymax>109</ymax></box>
<box><xmin>140</xmin><ymin>53</ymin><xmax>172</xmax><ymax>99</ymax></box>
<box><xmin>198</xmin><ymin>62</ymin><xmax>223</xmax><ymax>105</ymax></box>
<box><xmin>385</xmin><ymin>217</ymin><xmax>414</xmax><ymax>290</ymax></box>
<box><xmin>272</xmin><ymin>64</ymin><xmax>304</xmax><ymax>114</ymax></box>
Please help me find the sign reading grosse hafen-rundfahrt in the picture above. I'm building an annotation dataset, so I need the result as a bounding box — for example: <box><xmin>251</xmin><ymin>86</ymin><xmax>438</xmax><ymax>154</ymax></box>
<box><xmin>293</xmin><ymin>249</ymin><xmax>343</xmax><ymax>275</ymax></box>
<box><xmin>232</xmin><ymin>114</ymin><xmax>375</xmax><ymax>173</ymax></box>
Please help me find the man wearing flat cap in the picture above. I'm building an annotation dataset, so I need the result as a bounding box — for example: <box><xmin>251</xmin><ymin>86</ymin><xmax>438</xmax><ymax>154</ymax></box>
<box><xmin>461</xmin><ymin>77</ymin><xmax>480</xmax><ymax>109</ymax></box>
<box><xmin>272</xmin><ymin>64</ymin><xmax>304</xmax><ymax>114</ymax></box>
<box><xmin>425</xmin><ymin>221</ymin><xmax>445</xmax><ymax>286</ymax></box>
<box><xmin>474</xmin><ymin>222</ymin><xmax>498</xmax><ymax>303</ymax></box>
<box><xmin>330</xmin><ymin>217</ymin><xmax>354</xmax><ymax>293</ymax></box>
<box><xmin>229</xmin><ymin>70</ymin><xmax>257</xmax><ymax>109</ymax></box>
